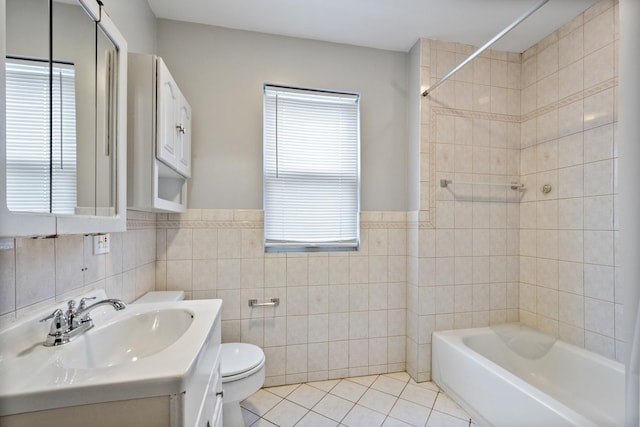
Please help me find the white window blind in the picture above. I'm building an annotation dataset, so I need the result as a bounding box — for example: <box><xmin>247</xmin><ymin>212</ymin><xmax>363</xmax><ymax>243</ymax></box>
<box><xmin>5</xmin><ymin>60</ymin><xmax>77</xmax><ymax>214</ymax></box>
<box><xmin>263</xmin><ymin>84</ymin><xmax>360</xmax><ymax>252</ymax></box>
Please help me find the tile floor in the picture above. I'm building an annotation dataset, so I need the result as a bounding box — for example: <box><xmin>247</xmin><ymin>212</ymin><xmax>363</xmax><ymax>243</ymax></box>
<box><xmin>240</xmin><ymin>372</ymin><xmax>475</xmax><ymax>427</ymax></box>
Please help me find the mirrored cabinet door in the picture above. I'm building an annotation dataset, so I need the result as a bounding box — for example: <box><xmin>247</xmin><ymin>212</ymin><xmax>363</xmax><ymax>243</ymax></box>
<box><xmin>0</xmin><ymin>0</ymin><xmax>127</xmax><ymax>237</ymax></box>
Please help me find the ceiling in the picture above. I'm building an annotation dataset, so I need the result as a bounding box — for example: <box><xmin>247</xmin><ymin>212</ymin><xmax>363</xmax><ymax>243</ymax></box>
<box><xmin>146</xmin><ymin>0</ymin><xmax>597</xmax><ymax>53</ymax></box>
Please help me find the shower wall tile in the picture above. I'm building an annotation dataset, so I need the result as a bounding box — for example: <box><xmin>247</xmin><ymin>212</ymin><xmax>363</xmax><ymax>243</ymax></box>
<box><xmin>408</xmin><ymin>39</ymin><xmax>523</xmax><ymax>383</ymax></box>
<box><xmin>519</xmin><ymin>0</ymin><xmax>619</xmax><ymax>360</ymax></box>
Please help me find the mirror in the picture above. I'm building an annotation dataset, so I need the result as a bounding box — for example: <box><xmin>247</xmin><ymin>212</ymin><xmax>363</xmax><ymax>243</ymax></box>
<box><xmin>4</xmin><ymin>0</ymin><xmax>118</xmax><ymax>218</ymax></box>
<box><xmin>6</xmin><ymin>0</ymin><xmax>115</xmax><ymax>215</ymax></box>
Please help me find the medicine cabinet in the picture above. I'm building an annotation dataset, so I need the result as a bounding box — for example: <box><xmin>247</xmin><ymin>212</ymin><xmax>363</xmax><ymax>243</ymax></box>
<box><xmin>0</xmin><ymin>0</ymin><xmax>127</xmax><ymax>237</ymax></box>
<box><xmin>128</xmin><ymin>53</ymin><xmax>191</xmax><ymax>213</ymax></box>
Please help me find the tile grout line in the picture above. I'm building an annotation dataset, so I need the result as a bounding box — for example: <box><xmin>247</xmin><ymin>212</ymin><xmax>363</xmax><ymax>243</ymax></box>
<box><xmin>245</xmin><ymin>374</ymin><xmax>473</xmax><ymax>427</ymax></box>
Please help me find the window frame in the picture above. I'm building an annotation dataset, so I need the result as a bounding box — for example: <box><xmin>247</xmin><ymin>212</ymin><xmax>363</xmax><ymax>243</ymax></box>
<box><xmin>263</xmin><ymin>83</ymin><xmax>361</xmax><ymax>253</ymax></box>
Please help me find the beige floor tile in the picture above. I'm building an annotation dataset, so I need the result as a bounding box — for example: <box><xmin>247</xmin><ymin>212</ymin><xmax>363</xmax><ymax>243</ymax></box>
<box><xmin>426</xmin><ymin>409</ymin><xmax>472</xmax><ymax>426</ymax></box>
<box><xmin>308</xmin><ymin>378</ymin><xmax>341</xmax><ymax>392</ymax></box>
<box><xmin>342</xmin><ymin>404</ymin><xmax>387</xmax><ymax>427</ymax></box>
<box><xmin>286</xmin><ymin>383</ymin><xmax>326</xmax><ymax>409</ymax></box>
<box><xmin>245</xmin><ymin>374</ymin><xmax>474</xmax><ymax>427</ymax></box>
<box><xmin>313</xmin><ymin>393</ymin><xmax>355</xmax><ymax>422</ymax></box>
<box><xmin>433</xmin><ymin>392</ymin><xmax>471</xmax><ymax>421</ymax></box>
<box><xmin>382</xmin><ymin>416</ymin><xmax>414</xmax><ymax>427</ymax></box>
<box><xmin>330</xmin><ymin>379</ymin><xmax>368</xmax><ymax>402</ymax></box>
<box><xmin>408</xmin><ymin>379</ymin><xmax>441</xmax><ymax>392</ymax></box>
<box><xmin>241</xmin><ymin>389</ymin><xmax>283</xmax><ymax>416</ymax></box>
<box><xmin>262</xmin><ymin>399</ymin><xmax>307</xmax><ymax>427</ymax></box>
<box><xmin>389</xmin><ymin>398</ymin><xmax>431</xmax><ymax>426</ymax></box>
<box><xmin>249</xmin><ymin>419</ymin><xmax>278</xmax><ymax>427</ymax></box>
<box><xmin>358</xmin><ymin>388</ymin><xmax>398</xmax><ymax>415</ymax></box>
<box><xmin>265</xmin><ymin>383</ymin><xmax>300</xmax><ymax>398</ymax></box>
<box><xmin>371</xmin><ymin>375</ymin><xmax>408</xmax><ymax>397</ymax></box>
<box><xmin>347</xmin><ymin>374</ymin><xmax>379</xmax><ymax>387</ymax></box>
<box><xmin>296</xmin><ymin>411</ymin><xmax>341</xmax><ymax>427</ymax></box>
<box><xmin>383</xmin><ymin>371</ymin><xmax>412</xmax><ymax>383</ymax></box>
<box><xmin>400</xmin><ymin>383</ymin><xmax>439</xmax><ymax>408</ymax></box>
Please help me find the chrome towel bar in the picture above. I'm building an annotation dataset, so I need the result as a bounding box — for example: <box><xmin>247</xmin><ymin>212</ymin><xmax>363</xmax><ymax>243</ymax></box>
<box><xmin>440</xmin><ymin>179</ymin><xmax>524</xmax><ymax>190</ymax></box>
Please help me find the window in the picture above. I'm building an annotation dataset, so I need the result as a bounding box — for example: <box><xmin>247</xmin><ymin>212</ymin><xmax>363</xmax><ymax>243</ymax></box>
<box><xmin>263</xmin><ymin>84</ymin><xmax>360</xmax><ymax>252</ymax></box>
<box><xmin>5</xmin><ymin>59</ymin><xmax>77</xmax><ymax>214</ymax></box>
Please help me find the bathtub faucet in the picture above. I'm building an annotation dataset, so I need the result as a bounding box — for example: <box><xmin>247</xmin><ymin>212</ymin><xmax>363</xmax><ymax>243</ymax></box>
<box><xmin>39</xmin><ymin>297</ymin><xmax>126</xmax><ymax>347</ymax></box>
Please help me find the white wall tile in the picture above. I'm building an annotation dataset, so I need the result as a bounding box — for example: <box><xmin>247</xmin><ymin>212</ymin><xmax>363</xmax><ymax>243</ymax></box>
<box><xmin>558</xmin><ymin>60</ymin><xmax>583</xmax><ymax>99</ymax></box>
<box><xmin>55</xmin><ymin>235</ymin><xmax>84</xmax><ymax>295</ymax></box>
<box><xmin>584</xmin><ymin>89</ymin><xmax>614</xmax><ymax>130</ymax></box>
<box><xmin>166</xmin><ymin>228</ymin><xmax>193</xmax><ymax>260</ymax></box>
<box><xmin>558</xmin><ymin>199</ymin><xmax>584</xmax><ymax>230</ymax></box>
<box><xmin>558</xmin><ymin>101</ymin><xmax>584</xmax><ymax>138</ymax></box>
<box><xmin>584</xmin><ymin>159</ymin><xmax>613</xmax><ymax>196</ymax></box>
<box><xmin>584</xmin><ymin>7</ymin><xmax>614</xmax><ymax>56</ymax></box>
<box><xmin>559</xmin><ymin>27</ymin><xmax>583</xmax><ymax>68</ymax></box>
<box><xmin>15</xmin><ymin>238</ymin><xmax>55</xmax><ymax>309</ymax></box>
<box><xmin>584</xmin><ymin>264</ymin><xmax>615</xmax><ymax>301</ymax></box>
<box><xmin>584</xmin><ymin>230</ymin><xmax>614</xmax><ymax>266</ymax></box>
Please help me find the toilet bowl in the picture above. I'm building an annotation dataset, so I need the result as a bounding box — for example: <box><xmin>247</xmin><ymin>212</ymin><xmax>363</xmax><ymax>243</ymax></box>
<box><xmin>220</xmin><ymin>342</ymin><xmax>266</xmax><ymax>427</ymax></box>
<box><xmin>134</xmin><ymin>292</ymin><xmax>266</xmax><ymax>427</ymax></box>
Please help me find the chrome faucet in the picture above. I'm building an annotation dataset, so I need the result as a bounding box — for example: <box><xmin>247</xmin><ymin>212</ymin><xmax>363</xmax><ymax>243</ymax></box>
<box><xmin>40</xmin><ymin>297</ymin><xmax>126</xmax><ymax>347</ymax></box>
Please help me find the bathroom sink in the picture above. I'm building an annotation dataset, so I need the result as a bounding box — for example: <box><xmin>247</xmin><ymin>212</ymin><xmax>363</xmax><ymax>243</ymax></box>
<box><xmin>0</xmin><ymin>290</ymin><xmax>222</xmax><ymax>417</ymax></box>
<box><xmin>60</xmin><ymin>309</ymin><xmax>194</xmax><ymax>369</ymax></box>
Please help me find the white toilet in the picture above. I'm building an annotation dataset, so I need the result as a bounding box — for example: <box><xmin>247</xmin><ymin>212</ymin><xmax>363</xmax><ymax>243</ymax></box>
<box><xmin>135</xmin><ymin>292</ymin><xmax>266</xmax><ymax>427</ymax></box>
<box><xmin>219</xmin><ymin>342</ymin><xmax>266</xmax><ymax>426</ymax></box>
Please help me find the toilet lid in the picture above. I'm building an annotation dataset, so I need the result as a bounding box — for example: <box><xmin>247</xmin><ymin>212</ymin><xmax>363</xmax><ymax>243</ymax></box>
<box><xmin>221</xmin><ymin>343</ymin><xmax>265</xmax><ymax>377</ymax></box>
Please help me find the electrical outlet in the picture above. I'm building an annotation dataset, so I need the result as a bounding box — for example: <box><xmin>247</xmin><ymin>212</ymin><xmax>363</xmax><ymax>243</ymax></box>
<box><xmin>93</xmin><ymin>233</ymin><xmax>110</xmax><ymax>255</ymax></box>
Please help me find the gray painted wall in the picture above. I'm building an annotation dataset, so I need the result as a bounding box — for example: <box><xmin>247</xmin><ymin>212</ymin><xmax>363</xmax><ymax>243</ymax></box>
<box><xmin>157</xmin><ymin>20</ymin><xmax>409</xmax><ymax>211</ymax></box>
<box><xmin>101</xmin><ymin>0</ymin><xmax>157</xmax><ymax>54</ymax></box>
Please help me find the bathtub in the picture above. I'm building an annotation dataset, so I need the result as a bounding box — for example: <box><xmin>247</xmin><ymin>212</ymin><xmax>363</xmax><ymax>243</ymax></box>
<box><xmin>432</xmin><ymin>323</ymin><xmax>624</xmax><ymax>427</ymax></box>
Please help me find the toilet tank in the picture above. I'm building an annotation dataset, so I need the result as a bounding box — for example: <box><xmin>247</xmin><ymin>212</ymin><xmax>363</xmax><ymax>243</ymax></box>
<box><xmin>134</xmin><ymin>291</ymin><xmax>185</xmax><ymax>303</ymax></box>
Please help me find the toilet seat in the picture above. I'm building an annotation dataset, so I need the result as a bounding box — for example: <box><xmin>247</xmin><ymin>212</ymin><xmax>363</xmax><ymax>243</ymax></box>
<box><xmin>220</xmin><ymin>343</ymin><xmax>265</xmax><ymax>382</ymax></box>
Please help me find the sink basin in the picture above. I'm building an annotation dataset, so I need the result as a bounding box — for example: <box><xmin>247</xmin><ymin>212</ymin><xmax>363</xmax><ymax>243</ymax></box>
<box><xmin>0</xmin><ymin>290</ymin><xmax>222</xmax><ymax>418</ymax></box>
<box><xmin>60</xmin><ymin>309</ymin><xmax>194</xmax><ymax>369</ymax></box>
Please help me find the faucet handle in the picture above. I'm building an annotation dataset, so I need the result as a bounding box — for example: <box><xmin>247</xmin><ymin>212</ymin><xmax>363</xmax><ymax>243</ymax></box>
<box><xmin>78</xmin><ymin>296</ymin><xmax>97</xmax><ymax>310</ymax></box>
<box><xmin>40</xmin><ymin>308</ymin><xmax>64</xmax><ymax>323</ymax></box>
<box><xmin>39</xmin><ymin>308</ymin><xmax>69</xmax><ymax>335</ymax></box>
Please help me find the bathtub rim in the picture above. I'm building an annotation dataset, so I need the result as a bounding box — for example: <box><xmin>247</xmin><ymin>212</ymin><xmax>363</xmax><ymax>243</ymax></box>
<box><xmin>432</xmin><ymin>323</ymin><xmax>624</xmax><ymax>427</ymax></box>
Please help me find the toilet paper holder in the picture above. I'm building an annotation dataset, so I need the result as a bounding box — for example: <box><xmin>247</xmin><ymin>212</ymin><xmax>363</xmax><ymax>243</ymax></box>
<box><xmin>248</xmin><ymin>298</ymin><xmax>280</xmax><ymax>308</ymax></box>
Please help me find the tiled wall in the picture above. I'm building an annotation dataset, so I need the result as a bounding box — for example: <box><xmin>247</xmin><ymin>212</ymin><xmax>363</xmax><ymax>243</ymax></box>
<box><xmin>154</xmin><ymin>209</ymin><xmax>407</xmax><ymax>387</ymax></box>
<box><xmin>0</xmin><ymin>0</ymin><xmax>621</xmax><ymax>389</ymax></box>
<box><xmin>518</xmin><ymin>0</ymin><xmax>622</xmax><ymax>361</ymax></box>
<box><xmin>0</xmin><ymin>210</ymin><xmax>157</xmax><ymax>325</ymax></box>
<box><xmin>407</xmin><ymin>38</ymin><xmax>522</xmax><ymax>382</ymax></box>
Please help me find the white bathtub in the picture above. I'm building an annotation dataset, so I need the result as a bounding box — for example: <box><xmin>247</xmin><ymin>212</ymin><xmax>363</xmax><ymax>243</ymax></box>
<box><xmin>432</xmin><ymin>323</ymin><xmax>624</xmax><ymax>427</ymax></box>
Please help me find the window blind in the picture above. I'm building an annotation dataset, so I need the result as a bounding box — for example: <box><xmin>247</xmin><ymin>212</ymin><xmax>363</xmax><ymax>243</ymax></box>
<box><xmin>5</xmin><ymin>60</ymin><xmax>77</xmax><ymax>214</ymax></box>
<box><xmin>263</xmin><ymin>84</ymin><xmax>360</xmax><ymax>252</ymax></box>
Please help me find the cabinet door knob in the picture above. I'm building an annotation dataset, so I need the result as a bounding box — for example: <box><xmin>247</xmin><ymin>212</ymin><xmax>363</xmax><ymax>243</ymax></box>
<box><xmin>216</xmin><ymin>390</ymin><xmax>224</xmax><ymax>398</ymax></box>
<box><xmin>176</xmin><ymin>124</ymin><xmax>185</xmax><ymax>134</ymax></box>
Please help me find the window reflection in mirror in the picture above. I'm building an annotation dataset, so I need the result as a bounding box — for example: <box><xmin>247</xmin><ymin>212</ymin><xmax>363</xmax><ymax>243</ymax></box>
<box><xmin>4</xmin><ymin>0</ymin><xmax>118</xmax><ymax>217</ymax></box>
<box><xmin>5</xmin><ymin>59</ymin><xmax>77</xmax><ymax>213</ymax></box>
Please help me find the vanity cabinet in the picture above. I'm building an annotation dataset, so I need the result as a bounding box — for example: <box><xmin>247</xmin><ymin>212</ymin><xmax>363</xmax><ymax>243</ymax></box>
<box><xmin>0</xmin><ymin>296</ymin><xmax>223</xmax><ymax>427</ymax></box>
<box><xmin>128</xmin><ymin>54</ymin><xmax>191</xmax><ymax>213</ymax></box>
